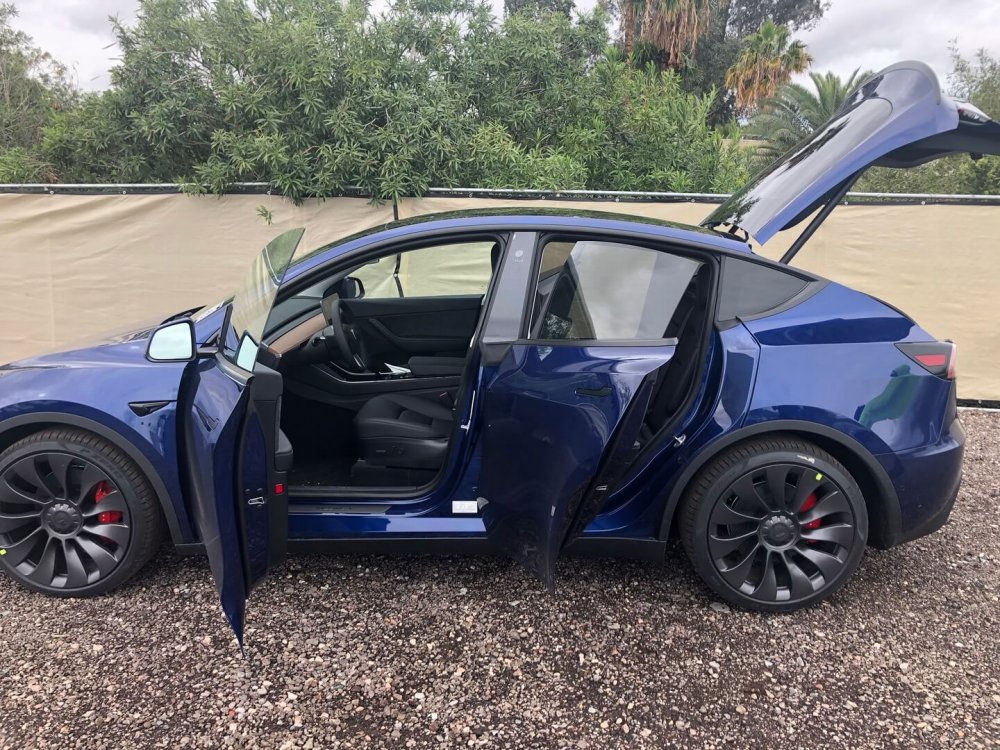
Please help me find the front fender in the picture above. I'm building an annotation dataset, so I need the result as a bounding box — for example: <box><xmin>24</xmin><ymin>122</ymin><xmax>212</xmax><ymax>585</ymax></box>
<box><xmin>0</xmin><ymin>355</ymin><xmax>194</xmax><ymax>544</ymax></box>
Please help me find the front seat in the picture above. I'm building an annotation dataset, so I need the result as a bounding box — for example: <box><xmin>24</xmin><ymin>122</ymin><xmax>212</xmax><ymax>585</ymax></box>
<box><xmin>354</xmin><ymin>393</ymin><xmax>454</xmax><ymax>469</ymax></box>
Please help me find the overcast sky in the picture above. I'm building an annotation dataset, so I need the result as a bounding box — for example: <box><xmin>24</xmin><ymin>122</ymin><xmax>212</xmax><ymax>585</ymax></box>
<box><xmin>10</xmin><ymin>0</ymin><xmax>1000</xmax><ymax>92</ymax></box>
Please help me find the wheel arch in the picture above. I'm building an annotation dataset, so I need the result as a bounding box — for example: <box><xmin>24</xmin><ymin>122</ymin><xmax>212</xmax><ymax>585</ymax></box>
<box><xmin>657</xmin><ymin>420</ymin><xmax>902</xmax><ymax>549</ymax></box>
<box><xmin>0</xmin><ymin>412</ymin><xmax>186</xmax><ymax>545</ymax></box>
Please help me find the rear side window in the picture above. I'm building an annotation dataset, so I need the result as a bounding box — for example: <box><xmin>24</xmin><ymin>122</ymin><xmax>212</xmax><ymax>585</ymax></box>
<box><xmin>529</xmin><ymin>239</ymin><xmax>703</xmax><ymax>341</ymax></box>
<box><xmin>717</xmin><ymin>256</ymin><xmax>811</xmax><ymax>322</ymax></box>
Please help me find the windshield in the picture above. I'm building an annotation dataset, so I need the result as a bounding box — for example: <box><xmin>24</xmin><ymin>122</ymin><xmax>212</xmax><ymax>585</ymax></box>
<box><xmin>221</xmin><ymin>228</ymin><xmax>304</xmax><ymax>371</ymax></box>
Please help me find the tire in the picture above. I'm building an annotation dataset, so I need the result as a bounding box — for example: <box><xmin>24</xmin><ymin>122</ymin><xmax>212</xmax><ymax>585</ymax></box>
<box><xmin>679</xmin><ymin>435</ymin><xmax>868</xmax><ymax>612</ymax></box>
<box><xmin>0</xmin><ymin>428</ymin><xmax>165</xmax><ymax>597</ymax></box>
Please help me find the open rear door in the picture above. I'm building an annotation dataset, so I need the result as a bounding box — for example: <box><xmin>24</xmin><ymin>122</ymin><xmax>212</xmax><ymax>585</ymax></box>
<box><xmin>472</xmin><ymin>235</ymin><xmax>709</xmax><ymax>588</ymax></box>
<box><xmin>703</xmin><ymin>61</ymin><xmax>1000</xmax><ymax>255</ymax></box>
<box><xmin>476</xmin><ymin>343</ymin><xmax>666</xmax><ymax>588</ymax></box>
<box><xmin>182</xmin><ymin>228</ymin><xmax>303</xmax><ymax>646</ymax></box>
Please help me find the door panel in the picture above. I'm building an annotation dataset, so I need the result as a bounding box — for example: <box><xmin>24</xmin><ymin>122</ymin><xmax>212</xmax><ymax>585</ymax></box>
<box><xmin>183</xmin><ymin>357</ymin><xmax>259</xmax><ymax>644</ymax></box>
<box><xmin>477</xmin><ymin>344</ymin><xmax>675</xmax><ymax>588</ymax></box>
<box><xmin>185</xmin><ymin>228</ymin><xmax>301</xmax><ymax>646</ymax></box>
<box><xmin>344</xmin><ymin>295</ymin><xmax>483</xmax><ymax>363</ymax></box>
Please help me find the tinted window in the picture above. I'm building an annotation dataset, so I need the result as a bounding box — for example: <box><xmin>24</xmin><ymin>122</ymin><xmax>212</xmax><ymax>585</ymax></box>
<box><xmin>717</xmin><ymin>256</ymin><xmax>810</xmax><ymax>321</ymax></box>
<box><xmin>530</xmin><ymin>240</ymin><xmax>703</xmax><ymax>341</ymax></box>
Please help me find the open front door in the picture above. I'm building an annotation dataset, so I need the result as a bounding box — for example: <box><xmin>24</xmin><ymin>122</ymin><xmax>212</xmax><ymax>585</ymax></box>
<box><xmin>182</xmin><ymin>228</ymin><xmax>303</xmax><ymax>645</ymax></box>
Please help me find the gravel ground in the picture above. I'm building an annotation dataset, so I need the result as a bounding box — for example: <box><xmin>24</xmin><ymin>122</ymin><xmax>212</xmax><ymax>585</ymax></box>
<box><xmin>1</xmin><ymin>410</ymin><xmax>999</xmax><ymax>749</ymax></box>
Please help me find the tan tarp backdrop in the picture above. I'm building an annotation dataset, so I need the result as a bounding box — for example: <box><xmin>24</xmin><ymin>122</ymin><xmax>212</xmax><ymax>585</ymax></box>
<box><xmin>0</xmin><ymin>192</ymin><xmax>995</xmax><ymax>399</ymax></box>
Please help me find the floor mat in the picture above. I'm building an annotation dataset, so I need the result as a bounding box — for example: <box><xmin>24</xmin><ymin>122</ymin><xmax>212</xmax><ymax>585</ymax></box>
<box><xmin>288</xmin><ymin>458</ymin><xmax>354</xmax><ymax>488</ymax></box>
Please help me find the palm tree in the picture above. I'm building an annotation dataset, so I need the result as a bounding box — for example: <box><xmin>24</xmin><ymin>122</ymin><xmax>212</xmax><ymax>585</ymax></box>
<box><xmin>724</xmin><ymin>20</ymin><xmax>812</xmax><ymax>115</ymax></box>
<box><xmin>748</xmin><ymin>69</ymin><xmax>874</xmax><ymax>162</ymax></box>
<box><xmin>621</xmin><ymin>0</ymin><xmax>638</xmax><ymax>56</ymax></box>
<box><xmin>621</xmin><ymin>0</ymin><xmax>711</xmax><ymax>68</ymax></box>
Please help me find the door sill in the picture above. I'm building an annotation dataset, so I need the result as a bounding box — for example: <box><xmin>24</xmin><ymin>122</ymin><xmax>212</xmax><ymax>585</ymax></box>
<box><xmin>288</xmin><ymin>482</ymin><xmax>433</xmax><ymax>500</ymax></box>
<box><xmin>288</xmin><ymin>502</ymin><xmax>392</xmax><ymax>514</ymax></box>
<box><xmin>285</xmin><ymin>535</ymin><xmax>666</xmax><ymax>561</ymax></box>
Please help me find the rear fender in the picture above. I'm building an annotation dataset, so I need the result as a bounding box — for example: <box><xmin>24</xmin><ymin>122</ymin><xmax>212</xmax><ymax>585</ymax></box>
<box><xmin>656</xmin><ymin>419</ymin><xmax>902</xmax><ymax>548</ymax></box>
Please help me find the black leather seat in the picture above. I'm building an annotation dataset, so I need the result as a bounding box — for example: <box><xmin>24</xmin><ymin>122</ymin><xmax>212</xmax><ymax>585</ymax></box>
<box><xmin>354</xmin><ymin>393</ymin><xmax>454</xmax><ymax>469</ymax></box>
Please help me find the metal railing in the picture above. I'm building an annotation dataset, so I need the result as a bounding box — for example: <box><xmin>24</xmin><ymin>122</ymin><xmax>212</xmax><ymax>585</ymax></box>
<box><xmin>2</xmin><ymin>183</ymin><xmax>1000</xmax><ymax>204</ymax></box>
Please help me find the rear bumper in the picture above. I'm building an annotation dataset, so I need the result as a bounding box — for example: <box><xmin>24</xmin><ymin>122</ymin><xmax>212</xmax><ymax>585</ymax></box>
<box><xmin>878</xmin><ymin>414</ymin><xmax>965</xmax><ymax>547</ymax></box>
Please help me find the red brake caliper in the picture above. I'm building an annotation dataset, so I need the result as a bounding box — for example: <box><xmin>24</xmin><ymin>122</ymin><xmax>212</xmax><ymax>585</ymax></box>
<box><xmin>799</xmin><ymin>492</ymin><xmax>821</xmax><ymax>540</ymax></box>
<box><xmin>94</xmin><ymin>481</ymin><xmax>123</xmax><ymax>525</ymax></box>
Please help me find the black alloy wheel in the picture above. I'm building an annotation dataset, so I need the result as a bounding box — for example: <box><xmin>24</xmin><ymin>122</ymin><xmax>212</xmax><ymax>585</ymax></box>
<box><xmin>680</xmin><ymin>436</ymin><xmax>868</xmax><ymax>612</ymax></box>
<box><xmin>0</xmin><ymin>429</ymin><xmax>163</xmax><ymax>596</ymax></box>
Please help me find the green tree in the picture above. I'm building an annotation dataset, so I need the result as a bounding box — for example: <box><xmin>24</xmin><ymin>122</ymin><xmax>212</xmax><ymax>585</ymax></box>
<box><xmin>678</xmin><ymin>0</ymin><xmax>824</xmax><ymax>123</ymax></box>
<box><xmin>727</xmin><ymin>0</ymin><xmax>825</xmax><ymax>36</ymax></box>
<box><xmin>748</xmin><ymin>68</ymin><xmax>871</xmax><ymax>162</ymax></box>
<box><xmin>724</xmin><ymin>20</ymin><xmax>810</xmax><ymax>115</ymax></box>
<box><xmin>45</xmin><ymin>0</ymin><xmax>751</xmax><ymax>200</ymax></box>
<box><xmin>0</xmin><ymin>3</ymin><xmax>76</xmax><ymax>181</ymax></box>
<box><xmin>558</xmin><ymin>58</ymin><xmax>752</xmax><ymax>191</ymax></box>
<box><xmin>503</xmin><ymin>0</ymin><xmax>574</xmax><ymax>17</ymax></box>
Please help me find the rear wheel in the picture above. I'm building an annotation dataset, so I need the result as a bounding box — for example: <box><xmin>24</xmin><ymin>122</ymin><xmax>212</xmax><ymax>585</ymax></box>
<box><xmin>679</xmin><ymin>436</ymin><xmax>868</xmax><ymax>612</ymax></box>
<box><xmin>0</xmin><ymin>428</ymin><xmax>164</xmax><ymax>596</ymax></box>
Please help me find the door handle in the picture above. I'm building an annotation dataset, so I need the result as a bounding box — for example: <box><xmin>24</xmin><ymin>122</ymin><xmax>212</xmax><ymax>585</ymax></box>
<box><xmin>576</xmin><ymin>385</ymin><xmax>611</xmax><ymax>398</ymax></box>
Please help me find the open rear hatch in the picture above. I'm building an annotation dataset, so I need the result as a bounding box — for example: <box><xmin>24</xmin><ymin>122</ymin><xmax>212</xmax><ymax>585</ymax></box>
<box><xmin>703</xmin><ymin>61</ymin><xmax>1000</xmax><ymax>261</ymax></box>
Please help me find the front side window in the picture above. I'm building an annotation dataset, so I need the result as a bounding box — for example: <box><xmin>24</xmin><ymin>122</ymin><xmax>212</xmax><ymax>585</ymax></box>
<box><xmin>350</xmin><ymin>240</ymin><xmax>497</xmax><ymax>299</ymax></box>
<box><xmin>530</xmin><ymin>239</ymin><xmax>703</xmax><ymax>341</ymax></box>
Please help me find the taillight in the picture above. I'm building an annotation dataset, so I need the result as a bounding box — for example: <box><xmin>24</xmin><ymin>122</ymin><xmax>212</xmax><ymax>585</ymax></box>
<box><xmin>896</xmin><ymin>341</ymin><xmax>957</xmax><ymax>380</ymax></box>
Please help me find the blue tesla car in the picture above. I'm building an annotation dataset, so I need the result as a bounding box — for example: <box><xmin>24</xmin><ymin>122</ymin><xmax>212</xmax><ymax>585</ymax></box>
<box><xmin>0</xmin><ymin>62</ymin><xmax>988</xmax><ymax>643</ymax></box>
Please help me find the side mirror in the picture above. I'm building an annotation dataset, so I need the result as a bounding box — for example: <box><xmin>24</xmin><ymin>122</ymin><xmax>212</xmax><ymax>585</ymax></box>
<box><xmin>338</xmin><ymin>276</ymin><xmax>365</xmax><ymax>300</ymax></box>
<box><xmin>146</xmin><ymin>319</ymin><xmax>196</xmax><ymax>362</ymax></box>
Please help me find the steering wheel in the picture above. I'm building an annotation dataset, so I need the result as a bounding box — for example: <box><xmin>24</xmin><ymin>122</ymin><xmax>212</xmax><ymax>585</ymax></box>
<box><xmin>320</xmin><ymin>296</ymin><xmax>367</xmax><ymax>372</ymax></box>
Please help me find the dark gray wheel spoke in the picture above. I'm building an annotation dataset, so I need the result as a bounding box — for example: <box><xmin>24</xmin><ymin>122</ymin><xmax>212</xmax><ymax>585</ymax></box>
<box><xmin>83</xmin><ymin>491</ymin><xmax>126</xmax><ymax>516</ymax></box>
<box><xmin>2</xmin><ymin>527</ymin><xmax>45</xmax><ymax>565</ymax></box>
<box><xmin>74</xmin><ymin>537</ymin><xmax>120</xmax><ymax>576</ymax></box>
<box><xmin>62</xmin><ymin>540</ymin><xmax>90</xmax><ymax>587</ymax></box>
<box><xmin>795</xmin><ymin>544</ymin><xmax>844</xmax><ymax>581</ymax></box>
<box><xmin>800</xmin><ymin>523</ymin><xmax>855</xmax><ymax>548</ymax></box>
<box><xmin>76</xmin><ymin>464</ymin><xmax>109</xmax><ymax>503</ymax></box>
<box><xmin>0</xmin><ymin>477</ymin><xmax>45</xmax><ymax>506</ymax></box>
<box><xmin>710</xmin><ymin>502</ymin><xmax>765</xmax><ymax>526</ymax></box>
<box><xmin>718</xmin><ymin>544</ymin><xmax>760</xmax><ymax>588</ymax></box>
<box><xmin>731</xmin><ymin>475</ymin><xmax>770</xmax><ymax>513</ymax></box>
<box><xmin>0</xmin><ymin>509</ymin><xmax>41</xmax><ymax>533</ymax></box>
<box><xmin>84</xmin><ymin>522</ymin><xmax>129</xmax><ymax>548</ymax></box>
<box><xmin>10</xmin><ymin>457</ymin><xmax>53</xmax><ymax>496</ymax></box>
<box><xmin>782</xmin><ymin>552</ymin><xmax>816</xmax><ymax>599</ymax></box>
<box><xmin>764</xmin><ymin>466</ymin><xmax>790</xmax><ymax>511</ymax></box>
<box><xmin>799</xmin><ymin>491</ymin><xmax>851</xmax><ymax>525</ymax></box>
<box><xmin>709</xmin><ymin>528</ymin><xmax>758</xmax><ymax>559</ymax></box>
<box><xmin>753</xmin><ymin>552</ymin><xmax>778</xmax><ymax>600</ymax></box>
<box><xmin>45</xmin><ymin>454</ymin><xmax>76</xmax><ymax>499</ymax></box>
<box><xmin>27</xmin><ymin>538</ymin><xmax>59</xmax><ymax>585</ymax></box>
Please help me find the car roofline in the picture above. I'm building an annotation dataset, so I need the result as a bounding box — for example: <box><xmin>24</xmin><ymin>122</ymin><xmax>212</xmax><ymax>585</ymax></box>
<box><xmin>287</xmin><ymin>208</ymin><xmax>752</xmax><ymax>280</ymax></box>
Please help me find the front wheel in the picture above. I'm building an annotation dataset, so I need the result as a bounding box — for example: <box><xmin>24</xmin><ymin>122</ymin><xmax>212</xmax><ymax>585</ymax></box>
<box><xmin>0</xmin><ymin>428</ymin><xmax>164</xmax><ymax>597</ymax></box>
<box><xmin>679</xmin><ymin>436</ymin><xmax>868</xmax><ymax>612</ymax></box>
